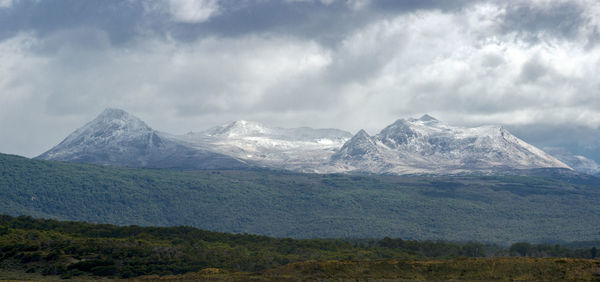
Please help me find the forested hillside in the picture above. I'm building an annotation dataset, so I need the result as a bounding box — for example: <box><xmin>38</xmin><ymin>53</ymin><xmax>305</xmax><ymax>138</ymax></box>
<box><xmin>1</xmin><ymin>153</ymin><xmax>600</xmax><ymax>243</ymax></box>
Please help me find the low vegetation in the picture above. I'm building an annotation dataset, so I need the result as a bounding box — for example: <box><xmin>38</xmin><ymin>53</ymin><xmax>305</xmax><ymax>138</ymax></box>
<box><xmin>0</xmin><ymin>215</ymin><xmax>598</xmax><ymax>279</ymax></box>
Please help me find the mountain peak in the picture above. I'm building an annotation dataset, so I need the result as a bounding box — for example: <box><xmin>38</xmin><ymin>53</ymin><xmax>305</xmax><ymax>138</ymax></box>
<box><xmin>91</xmin><ymin>108</ymin><xmax>149</xmax><ymax>129</ymax></box>
<box><xmin>418</xmin><ymin>114</ymin><xmax>437</xmax><ymax>122</ymax></box>
<box><xmin>355</xmin><ymin>129</ymin><xmax>370</xmax><ymax>138</ymax></box>
<box><xmin>346</xmin><ymin>129</ymin><xmax>376</xmax><ymax>147</ymax></box>
<box><xmin>332</xmin><ymin>129</ymin><xmax>378</xmax><ymax>162</ymax></box>
<box><xmin>99</xmin><ymin>108</ymin><xmax>129</xmax><ymax>118</ymax></box>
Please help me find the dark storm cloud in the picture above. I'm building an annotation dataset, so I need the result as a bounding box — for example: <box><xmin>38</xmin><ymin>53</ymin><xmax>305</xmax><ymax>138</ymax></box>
<box><xmin>0</xmin><ymin>0</ymin><xmax>144</xmax><ymax>44</ymax></box>
<box><xmin>0</xmin><ymin>0</ymin><xmax>481</xmax><ymax>46</ymax></box>
<box><xmin>0</xmin><ymin>0</ymin><xmax>588</xmax><ymax>46</ymax></box>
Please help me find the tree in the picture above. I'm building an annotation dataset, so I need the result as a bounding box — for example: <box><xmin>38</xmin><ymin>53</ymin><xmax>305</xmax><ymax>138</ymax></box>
<box><xmin>510</xmin><ymin>242</ymin><xmax>532</xmax><ymax>257</ymax></box>
<box><xmin>462</xmin><ymin>242</ymin><xmax>486</xmax><ymax>257</ymax></box>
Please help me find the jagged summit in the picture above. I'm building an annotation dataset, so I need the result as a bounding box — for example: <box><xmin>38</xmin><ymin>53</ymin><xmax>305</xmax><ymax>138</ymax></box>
<box><xmin>354</xmin><ymin>129</ymin><xmax>370</xmax><ymax>138</ymax></box>
<box><xmin>339</xmin><ymin>129</ymin><xmax>374</xmax><ymax>150</ymax></box>
<box><xmin>332</xmin><ymin>129</ymin><xmax>379</xmax><ymax>162</ymax></box>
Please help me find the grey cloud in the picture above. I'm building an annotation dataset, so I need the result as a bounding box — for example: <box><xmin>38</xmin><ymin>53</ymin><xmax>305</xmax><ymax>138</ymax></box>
<box><xmin>519</xmin><ymin>56</ymin><xmax>552</xmax><ymax>83</ymax></box>
<box><xmin>0</xmin><ymin>0</ymin><xmax>145</xmax><ymax>45</ymax></box>
<box><xmin>2</xmin><ymin>0</ymin><xmax>600</xmax><ymax>161</ymax></box>
<box><xmin>480</xmin><ymin>53</ymin><xmax>505</xmax><ymax>69</ymax></box>
<box><xmin>501</xmin><ymin>1</ymin><xmax>585</xmax><ymax>42</ymax></box>
<box><xmin>0</xmin><ymin>0</ymin><xmax>481</xmax><ymax>47</ymax></box>
<box><xmin>370</xmin><ymin>0</ymin><xmax>477</xmax><ymax>12</ymax></box>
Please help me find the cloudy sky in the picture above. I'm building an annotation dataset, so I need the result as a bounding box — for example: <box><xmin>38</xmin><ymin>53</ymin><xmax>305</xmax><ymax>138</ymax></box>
<box><xmin>1</xmin><ymin>0</ymin><xmax>600</xmax><ymax>160</ymax></box>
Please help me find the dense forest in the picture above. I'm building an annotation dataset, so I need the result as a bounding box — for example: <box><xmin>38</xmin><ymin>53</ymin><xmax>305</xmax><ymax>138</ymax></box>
<box><xmin>0</xmin><ymin>215</ymin><xmax>598</xmax><ymax>279</ymax></box>
<box><xmin>1</xmin><ymin>153</ymin><xmax>600</xmax><ymax>243</ymax></box>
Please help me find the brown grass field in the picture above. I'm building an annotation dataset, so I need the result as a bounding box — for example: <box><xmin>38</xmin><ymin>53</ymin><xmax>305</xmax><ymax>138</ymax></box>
<box><xmin>2</xmin><ymin>257</ymin><xmax>599</xmax><ymax>281</ymax></box>
<box><xmin>127</xmin><ymin>257</ymin><xmax>600</xmax><ymax>281</ymax></box>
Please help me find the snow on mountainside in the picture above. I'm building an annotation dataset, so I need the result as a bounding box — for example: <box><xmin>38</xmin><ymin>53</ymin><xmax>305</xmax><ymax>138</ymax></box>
<box><xmin>38</xmin><ymin>109</ymin><xmax>573</xmax><ymax>175</ymax></box>
<box><xmin>37</xmin><ymin>109</ymin><xmax>248</xmax><ymax>169</ymax></box>
<box><xmin>329</xmin><ymin>115</ymin><xmax>570</xmax><ymax>175</ymax></box>
<box><xmin>544</xmin><ymin>147</ymin><xmax>600</xmax><ymax>176</ymax></box>
<box><xmin>181</xmin><ymin>120</ymin><xmax>353</xmax><ymax>172</ymax></box>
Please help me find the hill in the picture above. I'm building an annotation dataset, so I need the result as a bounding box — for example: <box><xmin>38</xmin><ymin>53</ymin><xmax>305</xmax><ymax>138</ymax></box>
<box><xmin>2</xmin><ymin>152</ymin><xmax>600</xmax><ymax>243</ymax></box>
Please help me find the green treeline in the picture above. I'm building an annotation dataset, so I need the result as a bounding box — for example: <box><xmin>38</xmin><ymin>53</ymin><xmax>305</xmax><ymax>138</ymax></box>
<box><xmin>2</xmin><ymin>152</ymin><xmax>600</xmax><ymax>243</ymax></box>
<box><xmin>0</xmin><ymin>215</ymin><xmax>598</xmax><ymax>279</ymax></box>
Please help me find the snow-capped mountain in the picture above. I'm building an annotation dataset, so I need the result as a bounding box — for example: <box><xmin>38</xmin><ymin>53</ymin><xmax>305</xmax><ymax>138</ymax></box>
<box><xmin>181</xmin><ymin>120</ymin><xmax>353</xmax><ymax>172</ymax></box>
<box><xmin>329</xmin><ymin>115</ymin><xmax>570</xmax><ymax>175</ymax></box>
<box><xmin>37</xmin><ymin>108</ymin><xmax>249</xmax><ymax>169</ymax></box>
<box><xmin>544</xmin><ymin>147</ymin><xmax>600</xmax><ymax>176</ymax></box>
<box><xmin>38</xmin><ymin>109</ymin><xmax>573</xmax><ymax>175</ymax></box>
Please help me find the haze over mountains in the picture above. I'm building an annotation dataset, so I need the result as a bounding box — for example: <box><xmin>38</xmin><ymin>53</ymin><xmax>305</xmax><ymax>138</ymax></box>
<box><xmin>37</xmin><ymin>108</ymin><xmax>582</xmax><ymax>175</ymax></box>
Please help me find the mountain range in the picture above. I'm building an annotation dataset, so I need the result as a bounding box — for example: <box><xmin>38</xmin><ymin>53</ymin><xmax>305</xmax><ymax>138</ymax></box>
<box><xmin>37</xmin><ymin>108</ymin><xmax>583</xmax><ymax>175</ymax></box>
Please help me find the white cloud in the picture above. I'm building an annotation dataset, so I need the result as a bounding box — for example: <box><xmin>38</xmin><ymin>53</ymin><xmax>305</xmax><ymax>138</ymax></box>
<box><xmin>346</xmin><ymin>0</ymin><xmax>370</xmax><ymax>11</ymax></box>
<box><xmin>0</xmin><ymin>0</ymin><xmax>12</xmax><ymax>8</ymax></box>
<box><xmin>285</xmin><ymin>0</ymin><xmax>336</xmax><ymax>5</ymax></box>
<box><xmin>166</xmin><ymin>0</ymin><xmax>220</xmax><ymax>23</ymax></box>
<box><xmin>319</xmin><ymin>2</ymin><xmax>600</xmax><ymax>130</ymax></box>
<box><xmin>0</xmin><ymin>31</ymin><xmax>332</xmax><ymax>156</ymax></box>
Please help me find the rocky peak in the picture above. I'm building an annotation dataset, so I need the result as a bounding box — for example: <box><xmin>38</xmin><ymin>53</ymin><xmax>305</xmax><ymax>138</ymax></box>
<box><xmin>418</xmin><ymin>114</ymin><xmax>438</xmax><ymax>122</ymax></box>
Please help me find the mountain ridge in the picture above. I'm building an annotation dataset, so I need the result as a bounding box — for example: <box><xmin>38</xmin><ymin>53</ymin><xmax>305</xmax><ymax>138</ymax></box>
<box><xmin>37</xmin><ymin>108</ymin><xmax>573</xmax><ymax>175</ymax></box>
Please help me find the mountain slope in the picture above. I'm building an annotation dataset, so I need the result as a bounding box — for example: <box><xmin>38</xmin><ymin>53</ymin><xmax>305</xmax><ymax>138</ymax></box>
<box><xmin>181</xmin><ymin>120</ymin><xmax>352</xmax><ymax>172</ymax></box>
<box><xmin>37</xmin><ymin>109</ymin><xmax>249</xmax><ymax>169</ymax></box>
<box><xmin>544</xmin><ymin>147</ymin><xmax>600</xmax><ymax>176</ymax></box>
<box><xmin>330</xmin><ymin>115</ymin><xmax>570</xmax><ymax>175</ymax></box>
<box><xmin>2</xmin><ymin>152</ymin><xmax>600</xmax><ymax>243</ymax></box>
